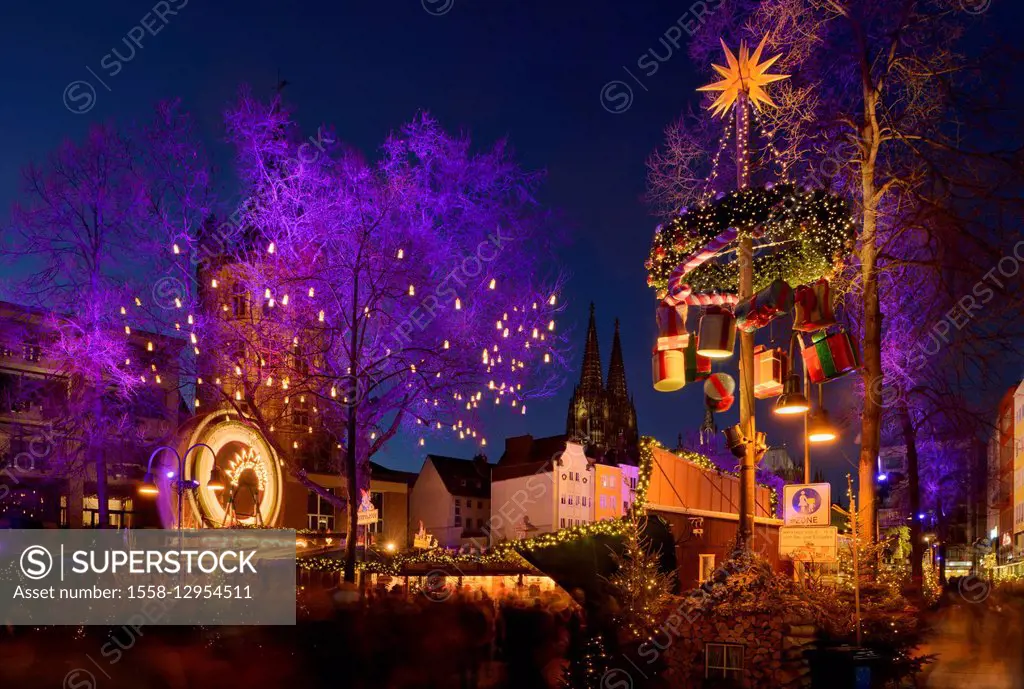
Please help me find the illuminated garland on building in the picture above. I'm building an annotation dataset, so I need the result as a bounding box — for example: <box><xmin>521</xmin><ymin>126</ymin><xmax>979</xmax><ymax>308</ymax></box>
<box><xmin>645</xmin><ymin>184</ymin><xmax>854</xmax><ymax>298</ymax></box>
<box><xmin>297</xmin><ymin>435</ymin><xmax>779</xmax><ymax>574</ymax></box>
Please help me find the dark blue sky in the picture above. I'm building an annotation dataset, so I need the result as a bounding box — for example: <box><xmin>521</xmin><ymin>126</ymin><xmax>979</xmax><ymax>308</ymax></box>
<box><xmin>1</xmin><ymin>0</ymin><xmax>1013</xmax><ymax>485</ymax></box>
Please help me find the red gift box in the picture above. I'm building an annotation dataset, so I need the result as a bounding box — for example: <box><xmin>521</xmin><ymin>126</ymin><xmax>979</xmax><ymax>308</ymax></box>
<box><xmin>652</xmin><ymin>348</ymin><xmax>686</xmax><ymax>392</ymax></box>
<box><xmin>754</xmin><ymin>345</ymin><xmax>789</xmax><ymax>399</ymax></box>
<box><xmin>794</xmin><ymin>278</ymin><xmax>836</xmax><ymax>332</ymax></box>
<box><xmin>801</xmin><ymin>328</ymin><xmax>859</xmax><ymax>384</ymax></box>
<box><xmin>656</xmin><ymin>303</ymin><xmax>689</xmax><ymax>351</ymax></box>
<box><xmin>735</xmin><ymin>279</ymin><xmax>794</xmax><ymax>333</ymax></box>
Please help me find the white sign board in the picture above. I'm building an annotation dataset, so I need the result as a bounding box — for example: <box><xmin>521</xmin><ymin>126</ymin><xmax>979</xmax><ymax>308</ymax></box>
<box><xmin>783</xmin><ymin>483</ymin><xmax>831</xmax><ymax>527</ymax></box>
<box><xmin>779</xmin><ymin>526</ymin><xmax>838</xmax><ymax>562</ymax></box>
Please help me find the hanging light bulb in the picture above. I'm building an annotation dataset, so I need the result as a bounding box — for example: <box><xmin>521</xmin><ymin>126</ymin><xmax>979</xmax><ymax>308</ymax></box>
<box><xmin>548</xmin><ymin>320</ymin><xmax>555</xmax><ymax>331</ymax></box>
<box><xmin>443</xmin><ymin>339</ymin><xmax>450</xmax><ymax>349</ymax></box>
<box><xmin>268</xmin><ymin>242</ymin><xmax>276</xmax><ymax>254</ymax></box>
<box><xmin>308</xmin><ymin>287</ymin><xmax>315</xmax><ymax>298</ymax></box>
<box><xmin>549</xmin><ymin>294</ymin><xmax>557</xmax><ymax>305</ymax></box>
<box><xmin>211</xmin><ymin>278</ymin><xmax>218</xmax><ymax>288</ymax></box>
<box><xmin>173</xmin><ymin>243</ymin><xmax>180</xmax><ymax>255</ymax></box>
<box><xmin>396</xmin><ymin>248</ymin><xmax>404</xmax><ymax>259</ymax></box>
<box><xmin>408</xmin><ymin>284</ymin><xmax>415</xmax><ymax>296</ymax></box>
<box><xmin>488</xmin><ymin>278</ymin><xmax>496</xmax><ymax>289</ymax></box>
<box><xmin>455</xmin><ymin>298</ymin><xmax>462</xmax><ymax>310</ymax></box>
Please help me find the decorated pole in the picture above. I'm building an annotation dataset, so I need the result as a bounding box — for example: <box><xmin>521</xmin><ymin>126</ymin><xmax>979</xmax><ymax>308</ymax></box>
<box><xmin>735</xmin><ymin>90</ymin><xmax>756</xmax><ymax>548</ymax></box>
<box><xmin>697</xmin><ymin>37</ymin><xmax>789</xmax><ymax>549</ymax></box>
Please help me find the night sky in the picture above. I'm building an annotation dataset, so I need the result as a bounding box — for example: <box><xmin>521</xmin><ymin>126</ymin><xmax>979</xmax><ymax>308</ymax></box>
<box><xmin>1</xmin><ymin>0</ymin><xmax>1016</xmax><ymax>488</ymax></box>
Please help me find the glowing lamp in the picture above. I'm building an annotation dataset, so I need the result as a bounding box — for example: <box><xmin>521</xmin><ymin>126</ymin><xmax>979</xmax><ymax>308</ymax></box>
<box><xmin>773</xmin><ymin>373</ymin><xmax>809</xmax><ymax>415</ymax></box>
<box><xmin>808</xmin><ymin>410</ymin><xmax>838</xmax><ymax>443</ymax></box>
<box><xmin>207</xmin><ymin>465</ymin><xmax>227</xmax><ymax>492</ymax></box>
<box><xmin>138</xmin><ymin>473</ymin><xmax>159</xmax><ymax>497</ymax></box>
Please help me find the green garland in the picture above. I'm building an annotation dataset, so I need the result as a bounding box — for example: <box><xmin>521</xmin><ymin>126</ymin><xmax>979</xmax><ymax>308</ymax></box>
<box><xmin>645</xmin><ymin>184</ymin><xmax>855</xmax><ymax>298</ymax></box>
<box><xmin>297</xmin><ymin>436</ymin><xmax>778</xmax><ymax>574</ymax></box>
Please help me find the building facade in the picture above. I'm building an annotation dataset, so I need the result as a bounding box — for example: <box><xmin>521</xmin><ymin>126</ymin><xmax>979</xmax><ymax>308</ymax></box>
<box><xmin>489</xmin><ymin>439</ymin><xmax>638</xmax><ymax>543</ymax></box>
<box><xmin>408</xmin><ymin>454</ymin><xmax>491</xmax><ymax>549</ymax></box>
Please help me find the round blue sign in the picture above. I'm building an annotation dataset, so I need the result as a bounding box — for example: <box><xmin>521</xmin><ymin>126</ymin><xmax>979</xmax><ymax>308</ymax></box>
<box><xmin>791</xmin><ymin>488</ymin><xmax>822</xmax><ymax>515</ymax></box>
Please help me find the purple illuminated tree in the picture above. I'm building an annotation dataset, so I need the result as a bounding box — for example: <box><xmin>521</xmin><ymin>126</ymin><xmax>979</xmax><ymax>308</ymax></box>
<box><xmin>2</xmin><ymin>103</ymin><xmax>210</xmax><ymax>526</ymax></box>
<box><xmin>185</xmin><ymin>92</ymin><xmax>568</xmax><ymax>580</ymax></box>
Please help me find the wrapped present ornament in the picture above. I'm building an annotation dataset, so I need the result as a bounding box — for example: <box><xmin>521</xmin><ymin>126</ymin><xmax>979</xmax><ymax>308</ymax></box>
<box><xmin>696</xmin><ymin>306</ymin><xmax>736</xmax><ymax>359</ymax></box>
<box><xmin>684</xmin><ymin>336</ymin><xmax>712</xmax><ymax>383</ymax></box>
<box><xmin>753</xmin><ymin>345</ymin><xmax>789</xmax><ymax>399</ymax></box>
<box><xmin>801</xmin><ymin>328</ymin><xmax>859</xmax><ymax>384</ymax></box>
<box><xmin>734</xmin><ymin>279</ymin><xmax>794</xmax><ymax>333</ymax></box>
<box><xmin>704</xmin><ymin>373</ymin><xmax>736</xmax><ymax>413</ymax></box>
<box><xmin>655</xmin><ymin>303</ymin><xmax>689</xmax><ymax>351</ymax></box>
<box><xmin>794</xmin><ymin>278</ymin><xmax>836</xmax><ymax>332</ymax></box>
<box><xmin>652</xmin><ymin>348</ymin><xmax>686</xmax><ymax>392</ymax></box>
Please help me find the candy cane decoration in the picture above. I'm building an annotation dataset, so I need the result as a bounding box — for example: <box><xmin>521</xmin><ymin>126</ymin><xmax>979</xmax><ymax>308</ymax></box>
<box><xmin>664</xmin><ymin>226</ymin><xmax>740</xmax><ymax>307</ymax></box>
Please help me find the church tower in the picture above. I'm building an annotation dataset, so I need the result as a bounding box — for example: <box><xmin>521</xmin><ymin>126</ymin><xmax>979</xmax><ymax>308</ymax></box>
<box><xmin>565</xmin><ymin>305</ymin><xmax>639</xmax><ymax>461</ymax></box>
<box><xmin>566</xmin><ymin>304</ymin><xmax>609</xmax><ymax>448</ymax></box>
<box><xmin>605</xmin><ymin>319</ymin><xmax>639</xmax><ymax>458</ymax></box>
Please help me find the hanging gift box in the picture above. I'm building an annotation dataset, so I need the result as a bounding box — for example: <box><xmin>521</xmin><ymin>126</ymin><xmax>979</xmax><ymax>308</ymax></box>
<box><xmin>696</xmin><ymin>306</ymin><xmax>736</xmax><ymax>358</ymax></box>
<box><xmin>754</xmin><ymin>345</ymin><xmax>789</xmax><ymax>399</ymax></box>
<box><xmin>655</xmin><ymin>303</ymin><xmax>689</xmax><ymax>351</ymax></box>
<box><xmin>684</xmin><ymin>336</ymin><xmax>712</xmax><ymax>383</ymax></box>
<box><xmin>794</xmin><ymin>278</ymin><xmax>836</xmax><ymax>332</ymax></box>
<box><xmin>652</xmin><ymin>348</ymin><xmax>686</xmax><ymax>392</ymax></box>
<box><xmin>704</xmin><ymin>373</ymin><xmax>736</xmax><ymax>412</ymax></box>
<box><xmin>801</xmin><ymin>328</ymin><xmax>859</xmax><ymax>384</ymax></box>
<box><xmin>735</xmin><ymin>279</ymin><xmax>794</xmax><ymax>333</ymax></box>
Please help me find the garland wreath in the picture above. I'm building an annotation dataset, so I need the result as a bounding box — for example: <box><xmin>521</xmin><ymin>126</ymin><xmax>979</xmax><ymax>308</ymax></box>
<box><xmin>645</xmin><ymin>183</ymin><xmax>855</xmax><ymax>302</ymax></box>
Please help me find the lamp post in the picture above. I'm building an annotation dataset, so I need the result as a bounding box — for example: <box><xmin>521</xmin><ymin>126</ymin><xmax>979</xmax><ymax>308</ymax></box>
<box><xmin>138</xmin><ymin>443</ymin><xmax>223</xmax><ymax>531</ymax></box>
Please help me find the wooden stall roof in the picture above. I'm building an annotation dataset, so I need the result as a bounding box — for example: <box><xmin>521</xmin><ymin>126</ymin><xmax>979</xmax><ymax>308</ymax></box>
<box><xmin>645</xmin><ymin>446</ymin><xmax>781</xmax><ymax>524</ymax></box>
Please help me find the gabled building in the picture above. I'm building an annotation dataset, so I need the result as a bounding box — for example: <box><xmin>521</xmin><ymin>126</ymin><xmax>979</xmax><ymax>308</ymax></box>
<box><xmin>408</xmin><ymin>454</ymin><xmax>491</xmax><ymax>549</ymax></box>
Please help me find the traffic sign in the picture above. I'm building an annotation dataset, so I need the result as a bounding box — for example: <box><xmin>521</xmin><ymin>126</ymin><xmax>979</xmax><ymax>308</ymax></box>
<box><xmin>783</xmin><ymin>482</ymin><xmax>831</xmax><ymax>527</ymax></box>
<box><xmin>779</xmin><ymin>525</ymin><xmax>838</xmax><ymax>562</ymax></box>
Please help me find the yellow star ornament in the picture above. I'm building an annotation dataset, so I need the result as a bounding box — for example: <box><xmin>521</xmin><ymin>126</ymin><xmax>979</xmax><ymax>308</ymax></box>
<box><xmin>697</xmin><ymin>35</ymin><xmax>789</xmax><ymax>118</ymax></box>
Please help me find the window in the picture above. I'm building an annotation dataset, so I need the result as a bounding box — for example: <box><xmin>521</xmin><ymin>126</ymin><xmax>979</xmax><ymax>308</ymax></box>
<box><xmin>80</xmin><ymin>496</ymin><xmax>135</xmax><ymax>529</ymax></box>
<box><xmin>466</xmin><ymin>518</ymin><xmax>473</xmax><ymax>530</ymax></box>
<box><xmin>478</xmin><ymin>501</ymin><xmax>483</xmax><ymax>509</ymax></box>
<box><xmin>455</xmin><ymin>498</ymin><xmax>461</xmax><ymax>507</ymax></box>
<box><xmin>455</xmin><ymin>505</ymin><xmax>461</xmax><ymax>516</ymax></box>
<box><xmin>600</xmin><ymin>496</ymin><xmax>607</xmax><ymax>508</ymax></box>
<box><xmin>454</xmin><ymin>516</ymin><xmax>462</xmax><ymax>527</ymax></box>
<box><xmin>561</xmin><ymin>496</ymin><xmax>565</xmax><ymax>505</ymax></box>
<box><xmin>560</xmin><ymin>518</ymin><xmax>565</xmax><ymax>528</ymax></box>
<box><xmin>231</xmin><ymin>283</ymin><xmax>249</xmax><ymax>318</ymax></box>
<box><xmin>307</xmin><ymin>489</ymin><xmax>335</xmax><ymax>530</ymax></box>
<box><xmin>292</xmin><ymin>396</ymin><xmax>310</xmax><ymax>427</ymax></box>
<box><xmin>705</xmin><ymin>643</ymin><xmax>743</xmax><ymax>681</ymax></box>
<box><xmin>699</xmin><ymin>554</ymin><xmax>716</xmax><ymax>583</ymax></box>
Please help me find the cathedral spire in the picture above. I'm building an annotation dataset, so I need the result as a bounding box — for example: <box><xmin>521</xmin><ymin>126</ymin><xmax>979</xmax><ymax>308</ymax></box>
<box><xmin>577</xmin><ymin>302</ymin><xmax>604</xmax><ymax>395</ymax></box>
<box><xmin>606</xmin><ymin>318</ymin><xmax>629</xmax><ymax>402</ymax></box>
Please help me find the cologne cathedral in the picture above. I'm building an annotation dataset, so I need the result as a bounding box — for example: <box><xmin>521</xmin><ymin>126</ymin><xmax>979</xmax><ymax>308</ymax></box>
<box><xmin>565</xmin><ymin>304</ymin><xmax>639</xmax><ymax>462</ymax></box>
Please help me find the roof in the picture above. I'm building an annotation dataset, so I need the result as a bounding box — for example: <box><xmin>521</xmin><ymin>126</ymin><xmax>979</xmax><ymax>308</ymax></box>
<box><xmin>369</xmin><ymin>461</ymin><xmax>418</xmax><ymax>486</ymax></box>
<box><xmin>492</xmin><ymin>459</ymin><xmax>552</xmax><ymax>482</ymax></box>
<box><xmin>498</xmin><ymin>434</ymin><xmax>568</xmax><ymax>466</ymax></box>
<box><xmin>427</xmin><ymin>454</ymin><xmax>491</xmax><ymax>499</ymax></box>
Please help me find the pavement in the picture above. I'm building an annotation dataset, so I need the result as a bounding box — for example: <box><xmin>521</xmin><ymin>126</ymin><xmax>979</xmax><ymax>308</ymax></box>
<box><xmin>917</xmin><ymin>600</ymin><xmax>1024</xmax><ymax>689</ymax></box>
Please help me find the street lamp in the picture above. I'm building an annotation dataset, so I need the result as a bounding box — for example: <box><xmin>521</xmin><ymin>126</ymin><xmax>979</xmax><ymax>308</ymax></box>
<box><xmin>138</xmin><ymin>443</ymin><xmax>217</xmax><ymax>530</ymax></box>
<box><xmin>774</xmin><ymin>373</ymin><xmax>810</xmax><ymax>415</ymax></box>
<box><xmin>808</xmin><ymin>386</ymin><xmax>838</xmax><ymax>443</ymax></box>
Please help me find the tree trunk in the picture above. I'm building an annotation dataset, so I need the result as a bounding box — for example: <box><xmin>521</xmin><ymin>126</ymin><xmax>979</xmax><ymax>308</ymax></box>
<box><xmin>898</xmin><ymin>401</ymin><xmax>923</xmax><ymax>589</ymax></box>
<box><xmin>95</xmin><ymin>449</ymin><xmax>109</xmax><ymax>528</ymax></box>
<box><xmin>343</xmin><ymin>400</ymin><xmax>359</xmax><ymax>583</ymax></box>
<box><xmin>858</xmin><ymin>181</ymin><xmax>880</xmax><ymax>548</ymax></box>
<box><xmin>857</xmin><ymin>77</ymin><xmax>882</xmax><ymax>550</ymax></box>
